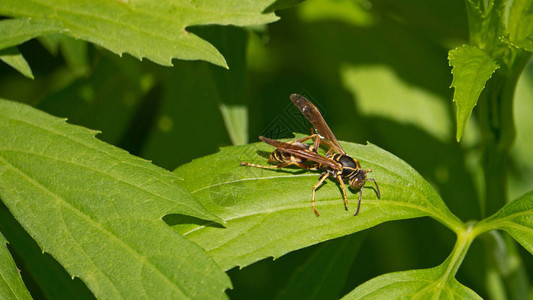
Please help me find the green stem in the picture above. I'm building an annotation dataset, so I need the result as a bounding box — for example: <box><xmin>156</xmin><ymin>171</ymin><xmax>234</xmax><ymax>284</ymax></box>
<box><xmin>477</xmin><ymin>54</ymin><xmax>529</xmax><ymax>217</ymax></box>
<box><xmin>442</xmin><ymin>223</ymin><xmax>475</xmax><ymax>279</ymax></box>
<box><xmin>474</xmin><ymin>46</ymin><xmax>531</xmax><ymax>300</ymax></box>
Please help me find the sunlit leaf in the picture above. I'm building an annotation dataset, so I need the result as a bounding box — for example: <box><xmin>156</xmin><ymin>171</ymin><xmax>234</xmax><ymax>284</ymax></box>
<box><xmin>0</xmin><ymin>18</ymin><xmax>60</xmax><ymax>50</ymax></box>
<box><xmin>0</xmin><ymin>232</ymin><xmax>33</xmax><ymax>300</ymax></box>
<box><xmin>0</xmin><ymin>99</ymin><xmax>230</xmax><ymax>299</ymax></box>
<box><xmin>0</xmin><ymin>0</ymin><xmax>279</xmax><ymax>68</ymax></box>
<box><xmin>475</xmin><ymin>190</ymin><xmax>533</xmax><ymax>254</ymax></box>
<box><xmin>341</xmin><ymin>264</ymin><xmax>481</xmax><ymax>299</ymax></box>
<box><xmin>449</xmin><ymin>45</ymin><xmax>499</xmax><ymax>141</ymax></box>
<box><xmin>173</xmin><ymin>139</ymin><xmax>463</xmax><ymax>271</ymax></box>
<box><xmin>0</xmin><ymin>47</ymin><xmax>33</xmax><ymax>79</ymax></box>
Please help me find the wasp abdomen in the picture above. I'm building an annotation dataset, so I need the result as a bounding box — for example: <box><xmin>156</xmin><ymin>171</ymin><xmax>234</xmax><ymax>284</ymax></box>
<box><xmin>269</xmin><ymin>142</ymin><xmax>310</xmax><ymax>164</ymax></box>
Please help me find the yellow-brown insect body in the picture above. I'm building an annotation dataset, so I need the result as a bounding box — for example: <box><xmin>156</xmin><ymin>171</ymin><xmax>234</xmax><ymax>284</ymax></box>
<box><xmin>241</xmin><ymin>94</ymin><xmax>380</xmax><ymax>216</ymax></box>
<box><xmin>268</xmin><ymin>142</ymin><xmax>312</xmax><ymax>165</ymax></box>
<box><xmin>240</xmin><ymin>135</ymin><xmax>320</xmax><ymax>171</ymax></box>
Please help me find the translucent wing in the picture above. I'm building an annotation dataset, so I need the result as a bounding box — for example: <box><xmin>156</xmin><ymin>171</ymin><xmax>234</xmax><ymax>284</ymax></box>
<box><xmin>290</xmin><ymin>94</ymin><xmax>346</xmax><ymax>154</ymax></box>
<box><xmin>259</xmin><ymin>136</ymin><xmax>339</xmax><ymax>169</ymax></box>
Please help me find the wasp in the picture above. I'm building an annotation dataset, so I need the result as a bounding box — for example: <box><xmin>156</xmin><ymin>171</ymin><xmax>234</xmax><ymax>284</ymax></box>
<box><xmin>241</xmin><ymin>94</ymin><xmax>381</xmax><ymax>216</ymax></box>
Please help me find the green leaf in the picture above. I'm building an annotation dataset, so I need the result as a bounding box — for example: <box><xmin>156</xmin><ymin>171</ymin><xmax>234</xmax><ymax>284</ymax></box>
<box><xmin>0</xmin><ymin>18</ymin><xmax>61</xmax><ymax>51</ymax></box>
<box><xmin>464</xmin><ymin>0</ymin><xmax>506</xmax><ymax>47</ymax></box>
<box><xmin>173</xmin><ymin>140</ymin><xmax>463</xmax><ymax>271</ymax></box>
<box><xmin>341</xmin><ymin>264</ymin><xmax>481</xmax><ymax>299</ymax></box>
<box><xmin>0</xmin><ymin>206</ymin><xmax>95</xmax><ymax>299</ymax></box>
<box><xmin>0</xmin><ymin>99</ymin><xmax>230</xmax><ymax>299</ymax></box>
<box><xmin>509</xmin><ymin>35</ymin><xmax>533</xmax><ymax>52</ymax></box>
<box><xmin>449</xmin><ymin>45</ymin><xmax>499</xmax><ymax>141</ymax></box>
<box><xmin>343</xmin><ymin>225</ymin><xmax>479</xmax><ymax>299</ymax></box>
<box><xmin>0</xmin><ymin>232</ymin><xmax>33</xmax><ymax>300</ymax></box>
<box><xmin>475</xmin><ymin>190</ymin><xmax>533</xmax><ymax>254</ymax></box>
<box><xmin>506</xmin><ymin>0</ymin><xmax>533</xmax><ymax>52</ymax></box>
<box><xmin>276</xmin><ymin>234</ymin><xmax>365</xmax><ymax>300</ymax></box>
<box><xmin>263</xmin><ymin>0</ymin><xmax>306</xmax><ymax>13</ymax></box>
<box><xmin>0</xmin><ymin>47</ymin><xmax>33</xmax><ymax>79</ymax></box>
<box><xmin>0</xmin><ymin>0</ymin><xmax>280</xmax><ymax>68</ymax></box>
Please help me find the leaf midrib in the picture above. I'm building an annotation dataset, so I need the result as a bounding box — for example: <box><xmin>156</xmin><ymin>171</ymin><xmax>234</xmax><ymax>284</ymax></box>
<box><xmin>0</xmin><ymin>148</ymin><xmax>209</xmax><ymax>218</ymax></box>
<box><xmin>189</xmin><ymin>168</ymin><xmax>447</xmax><ymax>226</ymax></box>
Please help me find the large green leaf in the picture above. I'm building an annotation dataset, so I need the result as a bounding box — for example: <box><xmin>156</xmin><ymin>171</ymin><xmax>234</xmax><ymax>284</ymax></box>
<box><xmin>0</xmin><ymin>232</ymin><xmax>33</xmax><ymax>300</ymax></box>
<box><xmin>475</xmin><ymin>190</ymin><xmax>533</xmax><ymax>254</ymax></box>
<box><xmin>0</xmin><ymin>0</ymin><xmax>279</xmax><ymax>68</ymax></box>
<box><xmin>0</xmin><ymin>18</ymin><xmax>60</xmax><ymax>50</ymax></box>
<box><xmin>341</xmin><ymin>264</ymin><xmax>481</xmax><ymax>299</ymax></box>
<box><xmin>173</xmin><ymin>139</ymin><xmax>463</xmax><ymax>271</ymax></box>
<box><xmin>0</xmin><ymin>99</ymin><xmax>230</xmax><ymax>299</ymax></box>
<box><xmin>448</xmin><ymin>45</ymin><xmax>499</xmax><ymax>141</ymax></box>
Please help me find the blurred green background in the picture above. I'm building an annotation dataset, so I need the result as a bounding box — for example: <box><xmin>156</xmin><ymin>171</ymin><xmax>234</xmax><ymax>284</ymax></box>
<box><xmin>1</xmin><ymin>0</ymin><xmax>533</xmax><ymax>298</ymax></box>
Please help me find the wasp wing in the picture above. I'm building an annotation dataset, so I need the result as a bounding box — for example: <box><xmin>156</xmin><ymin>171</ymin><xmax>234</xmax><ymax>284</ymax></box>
<box><xmin>259</xmin><ymin>136</ymin><xmax>339</xmax><ymax>169</ymax></box>
<box><xmin>290</xmin><ymin>94</ymin><xmax>346</xmax><ymax>154</ymax></box>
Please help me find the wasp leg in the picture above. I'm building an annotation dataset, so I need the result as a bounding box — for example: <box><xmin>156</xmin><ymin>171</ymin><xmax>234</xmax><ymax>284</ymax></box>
<box><xmin>354</xmin><ymin>188</ymin><xmax>363</xmax><ymax>216</ymax></box>
<box><xmin>335</xmin><ymin>175</ymin><xmax>349</xmax><ymax>210</ymax></box>
<box><xmin>312</xmin><ymin>133</ymin><xmax>321</xmax><ymax>152</ymax></box>
<box><xmin>312</xmin><ymin>172</ymin><xmax>330</xmax><ymax>217</ymax></box>
<box><xmin>294</xmin><ymin>133</ymin><xmax>318</xmax><ymax>143</ymax></box>
<box><xmin>294</xmin><ymin>133</ymin><xmax>322</xmax><ymax>154</ymax></box>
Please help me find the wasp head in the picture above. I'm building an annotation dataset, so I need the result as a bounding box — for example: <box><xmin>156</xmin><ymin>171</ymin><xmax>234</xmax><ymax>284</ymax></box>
<box><xmin>349</xmin><ymin>169</ymin><xmax>372</xmax><ymax>190</ymax></box>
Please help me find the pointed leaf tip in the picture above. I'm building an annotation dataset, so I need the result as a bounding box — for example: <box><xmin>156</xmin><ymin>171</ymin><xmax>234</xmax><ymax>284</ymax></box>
<box><xmin>448</xmin><ymin>45</ymin><xmax>499</xmax><ymax>142</ymax></box>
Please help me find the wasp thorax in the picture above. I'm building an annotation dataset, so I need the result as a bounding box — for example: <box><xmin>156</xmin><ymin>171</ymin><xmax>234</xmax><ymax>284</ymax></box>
<box><xmin>335</xmin><ymin>154</ymin><xmax>358</xmax><ymax>177</ymax></box>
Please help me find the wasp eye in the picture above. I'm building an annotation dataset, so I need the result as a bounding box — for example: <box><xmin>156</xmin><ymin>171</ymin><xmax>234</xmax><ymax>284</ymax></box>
<box><xmin>350</xmin><ymin>177</ymin><xmax>359</xmax><ymax>187</ymax></box>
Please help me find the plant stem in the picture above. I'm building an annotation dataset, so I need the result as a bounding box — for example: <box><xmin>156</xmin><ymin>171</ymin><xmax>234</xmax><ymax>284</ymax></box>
<box><xmin>476</xmin><ymin>48</ymin><xmax>531</xmax><ymax>300</ymax></box>
<box><xmin>477</xmin><ymin>53</ymin><xmax>529</xmax><ymax>217</ymax></box>
<box><xmin>443</xmin><ymin>223</ymin><xmax>475</xmax><ymax>279</ymax></box>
